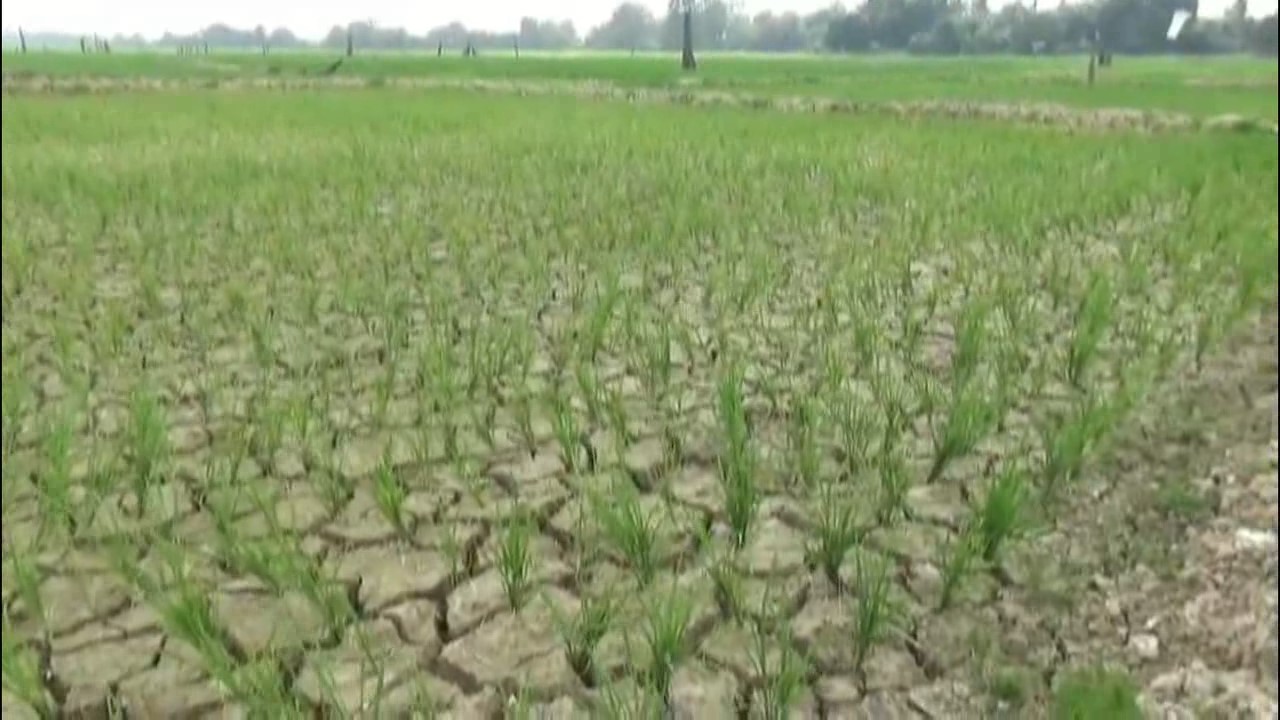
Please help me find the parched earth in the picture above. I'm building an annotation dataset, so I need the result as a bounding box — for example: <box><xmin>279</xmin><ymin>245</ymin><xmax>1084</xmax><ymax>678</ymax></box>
<box><xmin>0</xmin><ymin>306</ymin><xmax>1272</xmax><ymax>720</ymax></box>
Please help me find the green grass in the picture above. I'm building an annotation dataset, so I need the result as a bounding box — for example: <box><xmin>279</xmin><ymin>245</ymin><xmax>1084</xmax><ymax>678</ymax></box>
<box><xmin>3</xmin><ymin>51</ymin><xmax>1276</xmax><ymax>118</ymax></box>
<box><xmin>1051</xmin><ymin>666</ymin><xmax>1143</xmax><ymax>720</ymax></box>
<box><xmin>0</xmin><ymin>70</ymin><xmax>1276</xmax><ymax>715</ymax></box>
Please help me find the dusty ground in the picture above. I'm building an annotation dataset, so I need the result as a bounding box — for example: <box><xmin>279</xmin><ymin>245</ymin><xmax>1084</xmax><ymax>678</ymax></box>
<box><xmin>1047</xmin><ymin>303</ymin><xmax>1279</xmax><ymax>719</ymax></box>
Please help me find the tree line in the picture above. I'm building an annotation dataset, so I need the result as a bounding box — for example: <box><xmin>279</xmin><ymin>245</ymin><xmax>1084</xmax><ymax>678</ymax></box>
<box><xmin>4</xmin><ymin>0</ymin><xmax>1276</xmax><ymax>57</ymax></box>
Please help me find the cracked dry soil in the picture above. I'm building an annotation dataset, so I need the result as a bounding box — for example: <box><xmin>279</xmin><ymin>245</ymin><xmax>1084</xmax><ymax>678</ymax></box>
<box><xmin>2</xmin><ymin>304</ymin><xmax>1277</xmax><ymax>719</ymax></box>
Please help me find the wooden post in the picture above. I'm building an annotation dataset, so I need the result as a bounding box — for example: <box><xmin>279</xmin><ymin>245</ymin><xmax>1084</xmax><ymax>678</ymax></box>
<box><xmin>80</xmin><ymin>37</ymin><xmax>87</xmax><ymax>54</ymax></box>
<box><xmin>437</xmin><ymin>41</ymin><xmax>443</xmax><ymax>56</ymax></box>
<box><xmin>514</xmin><ymin>37</ymin><xmax>519</xmax><ymax>58</ymax></box>
<box><xmin>18</xmin><ymin>27</ymin><xmax>27</xmax><ymax>53</ymax></box>
<box><xmin>346</xmin><ymin>28</ymin><xmax>354</xmax><ymax>57</ymax></box>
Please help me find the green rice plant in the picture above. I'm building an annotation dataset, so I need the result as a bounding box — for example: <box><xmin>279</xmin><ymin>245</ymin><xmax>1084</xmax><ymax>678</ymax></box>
<box><xmin>833</xmin><ymin>389</ymin><xmax>877</xmax><ymax>479</ymax></box>
<box><xmin>126</xmin><ymin>383</ymin><xmax>169</xmax><ymax>515</ymax></box>
<box><xmin>850</xmin><ymin>304</ymin><xmax>883</xmax><ymax>371</ymax></box>
<box><xmin>590</xmin><ymin>480</ymin><xmax>662</xmax><ymax>587</ymax></box>
<box><xmin>37</xmin><ymin>408</ymin><xmax>78</xmax><ymax>538</ymax></box>
<box><xmin>750</xmin><ymin>617</ymin><xmax>810</xmax><ymax>720</ymax></box>
<box><xmin>870</xmin><ymin>372</ymin><xmax>911</xmax><ymax>453</ymax></box>
<box><xmin>1065</xmin><ymin>270</ymin><xmax>1115</xmax><ymax>390</ymax></box>
<box><xmin>373</xmin><ymin>353</ymin><xmax>399</xmax><ymax>430</ymax></box>
<box><xmin>111</xmin><ymin>535</ymin><xmax>241</xmax><ymax>695</ymax></box>
<box><xmin>1</xmin><ymin>360</ymin><xmax>29</xmax><ymax>461</ymax></box>
<box><xmin>512</xmin><ymin>391</ymin><xmax>538</xmax><ymax>460</ymax></box>
<box><xmin>439</xmin><ymin>521</ymin><xmax>467</xmax><ymax>586</ymax></box>
<box><xmin>926</xmin><ymin>384</ymin><xmax>1001</xmax><ymax>484</ymax></box>
<box><xmin>951</xmin><ymin>296</ymin><xmax>992</xmax><ymax>391</ymax></box>
<box><xmin>642</xmin><ymin>320</ymin><xmax>674</xmax><ymax>404</ymax></box>
<box><xmin>786</xmin><ymin>395</ymin><xmax>822</xmax><ymax>487</ymax></box>
<box><xmin>807</xmin><ymin>480</ymin><xmax>863</xmax><ymax>590</ymax></box>
<box><xmin>1039</xmin><ymin>395</ymin><xmax>1113</xmax><ymax>503</ymax></box>
<box><xmin>6</xmin><ymin>550</ymin><xmax>46</xmax><ymax>642</ymax></box>
<box><xmin>849</xmin><ymin>550</ymin><xmax>899</xmax><ymax>679</ymax></box>
<box><xmin>975</xmin><ymin>465</ymin><xmax>1029</xmax><ymax>563</ymax></box>
<box><xmin>640</xmin><ymin>584</ymin><xmax>695</xmax><ymax>703</ymax></box>
<box><xmin>549</xmin><ymin>384</ymin><xmax>582</xmax><ymax>473</ymax></box>
<box><xmin>716</xmin><ymin>366</ymin><xmax>760</xmax><ymax>549</ymax></box>
<box><xmin>584</xmin><ymin>272</ymin><xmax>622</xmax><ymax>361</ymax></box>
<box><xmin>936</xmin><ymin>522</ymin><xmax>983</xmax><ymax>611</ymax></box>
<box><xmin>552</xmin><ymin>590</ymin><xmax>617</xmax><ymax>685</ymax></box>
<box><xmin>605</xmin><ymin>387</ymin><xmax>633</xmax><ymax>448</ymax></box>
<box><xmin>708</xmin><ymin>552</ymin><xmax>746</xmax><ymax>623</ymax></box>
<box><xmin>575</xmin><ymin>362</ymin><xmax>605</xmax><ymax>427</ymax></box>
<box><xmin>0</xmin><ymin>607</ymin><xmax>54</xmax><ymax>717</ymax></box>
<box><xmin>496</xmin><ymin>510</ymin><xmax>536</xmax><ymax>611</ymax></box>
<box><xmin>598</xmin><ymin>680</ymin><xmax>667</xmax><ymax>718</ymax></box>
<box><xmin>373</xmin><ymin>448</ymin><xmax>409</xmax><ymax>537</ymax></box>
<box><xmin>876</xmin><ymin>446</ymin><xmax>911</xmax><ymax>525</ymax></box>
<box><xmin>469</xmin><ymin>397</ymin><xmax>498</xmax><ymax>451</ymax></box>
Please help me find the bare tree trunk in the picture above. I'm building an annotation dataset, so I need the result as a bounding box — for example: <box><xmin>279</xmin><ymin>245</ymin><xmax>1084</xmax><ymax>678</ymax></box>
<box><xmin>18</xmin><ymin>27</ymin><xmax>27</xmax><ymax>53</ymax></box>
<box><xmin>681</xmin><ymin>9</ymin><xmax>697</xmax><ymax>70</ymax></box>
<box><xmin>346</xmin><ymin>28</ymin><xmax>354</xmax><ymax>57</ymax></box>
<box><xmin>437</xmin><ymin>41</ymin><xmax>443</xmax><ymax>56</ymax></box>
<box><xmin>80</xmin><ymin>37</ymin><xmax>87</xmax><ymax>54</ymax></box>
<box><xmin>514</xmin><ymin>38</ymin><xmax>519</xmax><ymax>58</ymax></box>
<box><xmin>1087</xmin><ymin>32</ymin><xmax>1097</xmax><ymax>85</ymax></box>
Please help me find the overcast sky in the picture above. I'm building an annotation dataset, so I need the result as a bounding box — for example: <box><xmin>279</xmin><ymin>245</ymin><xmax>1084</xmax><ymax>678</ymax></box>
<box><xmin>3</xmin><ymin>0</ymin><xmax>1273</xmax><ymax>40</ymax></box>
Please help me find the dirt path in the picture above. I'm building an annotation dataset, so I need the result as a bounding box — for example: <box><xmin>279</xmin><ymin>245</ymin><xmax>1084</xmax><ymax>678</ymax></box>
<box><xmin>4</xmin><ymin>73</ymin><xmax>1277</xmax><ymax>137</ymax></box>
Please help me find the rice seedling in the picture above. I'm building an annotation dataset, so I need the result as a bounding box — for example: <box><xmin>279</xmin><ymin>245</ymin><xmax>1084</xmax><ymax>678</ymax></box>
<box><xmin>1065</xmin><ymin>270</ymin><xmax>1115</xmax><ymax>390</ymax></box>
<box><xmin>373</xmin><ymin>449</ymin><xmax>409</xmax><ymax>537</ymax></box>
<box><xmin>807</xmin><ymin>480</ymin><xmax>863</xmax><ymax>590</ymax></box>
<box><xmin>640</xmin><ymin>584</ymin><xmax>695</xmax><ymax>703</ymax></box>
<box><xmin>936</xmin><ymin>522</ymin><xmax>984</xmax><ymax>611</ymax></box>
<box><xmin>716</xmin><ymin>365</ymin><xmax>760</xmax><ymax>549</ymax></box>
<box><xmin>36</xmin><ymin>408</ymin><xmax>78</xmax><ymax>538</ymax></box>
<box><xmin>926</xmin><ymin>383</ymin><xmax>1002</xmax><ymax>485</ymax></box>
<box><xmin>786</xmin><ymin>395</ymin><xmax>822</xmax><ymax>487</ymax></box>
<box><xmin>849</xmin><ymin>550</ymin><xmax>899</xmax><ymax>680</ymax></box>
<box><xmin>496</xmin><ymin>510</ymin><xmax>536</xmax><ymax>611</ymax></box>
<box><xmin>0</xmin><ymin>607</ymin><xmax>54</xmax><ymax>717</ymax></box>
<box><xmin>750</xmin><ymin>617</ymin><xmax>810</xmax><ymax>720</ymax></box>
<box><xmin>550</xmin><ymin>384</ymin><xmax>582</xmax><ymax>473</ymax></box>
<box><xmin>876</xmin><ymin>445</ymin><xmax>912</xmax><ymax>525</ymax></box>
<box><xmin>126</xmin><ymin>383</ymin><xmax>169</xmax><ymax>515</ymax></box>
<box><xmin>975</xmin><ymin>465</ymin><xmax>1030</xmax><ymax>563</ymax></box>
<box><xmin>590</xmin><ymin>479</ymin><xmax>663</xmax><ymax>587</ymax></box>
<box><xmin>553</xmin><ymin>590</ymin><xmax>617</xmax><ymax>685</ymax></box>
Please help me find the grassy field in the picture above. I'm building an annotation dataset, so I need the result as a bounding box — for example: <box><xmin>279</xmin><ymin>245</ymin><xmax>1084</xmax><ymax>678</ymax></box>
<box><xmin>3</xmin><ymin>51</ymin><xmax>1278</xmax><ymax>119</ymax></box>
<box><xmin>2</xmin><ymin>56</ymin><xmax>1278</xmax><ymax>718</ymax></box>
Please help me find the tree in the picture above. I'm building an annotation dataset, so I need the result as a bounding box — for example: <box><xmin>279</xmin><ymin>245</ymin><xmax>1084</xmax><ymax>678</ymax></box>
<box><xmin>586</xmin><ymin>3</ymin><xmax>660</xmax><ymax>50</ymax></box>
<box><xmin>672</xmin><ymin>0</ymin><xmax>698</xmax><ymax>69</ymax></box>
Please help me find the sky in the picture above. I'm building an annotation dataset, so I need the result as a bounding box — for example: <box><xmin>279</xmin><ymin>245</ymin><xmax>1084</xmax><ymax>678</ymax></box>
<box><xmin>3</xmin><ymin>0</ymin><xmax>1274</xmax><ymax>41</ymax></box>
